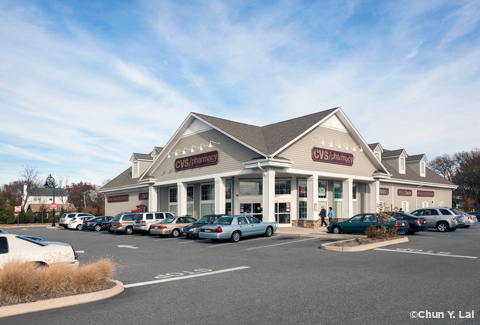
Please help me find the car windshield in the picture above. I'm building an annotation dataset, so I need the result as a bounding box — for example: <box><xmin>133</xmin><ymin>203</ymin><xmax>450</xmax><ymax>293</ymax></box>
<box><xmin>161</xmin><ymin>217</ymin><xmax>175</xmax><ymax>224</ymax></box>
<box><xmin>17</xmin><ymin>236</ymin><xmax>47</xmax><ymax>246</ymax></box>
<box><xmin>196</xmin><ymin>216</ymin><xmax>216</xmax><ymax>224</ymax></box>
<box><xmin>134</xmin><ymin>214</ymin><xmax>143</xmax><ymax>220</ymax></box>
<box><xmin>215</xmin><ymin>217</ymin><xmax>233</xmax><ymax>225</ymax></box>
<box><xmin>112</xmin><ymin>214</ymin><xmax>121</xmax><ymax>221</ymax></box>
<box><xmin>450</xmin><ymin>208</ymin><xmax>461</xmax><ymax>214</ymax></box>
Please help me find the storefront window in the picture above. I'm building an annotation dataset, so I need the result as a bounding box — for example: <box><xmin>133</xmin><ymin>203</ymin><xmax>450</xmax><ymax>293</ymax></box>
<box><xmin>201</xmin><ymin>203</ymin><xmax>215</xmax><ymax>217</ymax></box>
<box><xmin>352</xmin><ymin>183</ymin><xmax>357</xmax><ymax>200</ymax></box>
<box><xmin>318</xmin><ymin>181</ymin><xmax>327</xmax><ymax>199</ymax></box>
<box><xmin>187</xmin><ymin>186</ymin><xmax>194</xmax><ymax>202</ymax></box>
<box><xmin>239</xmin><ymin>181</ymin><xmax>262</xmax><ymax>195</ymax></box>
<box><xmin>334</xmin><ymin>201</ymin><xmax>342</xmax><ymax>219</ymax></box>
<box><xmin>225</xmin><ymin>202</ymin><xmax>232</xmax><ymax>215</ymax></box>
<box><xmin>299</xmin><ymin>201</ymin><xmax>307</xmax><ymax>219</ymax></box>
<box><xmin>169</xmin><ymin>205</ymin><xmax>177</xmax><ymax>216</ymax></box>
<box><xmin>275</xmin><ymin>180</ymin><xmax>291</xmax><ymax>194</ymax></box>
<box><xmin>169</xmin><ymin>188</ymin><xmax>177</xmax><ymax>203</ymax></box>
<box><xmin>298</xmin><ymin>180</ymin><xmax>307</xmax><ymax>198</ymax></box>
<box><xmin>201</xmin><ymin>184</ymin><xmax>215</xmax><ymax>201</ymax></box>
<box><xmin>225</xmin><ymin>181</ymin><xmax>232</xmax><ymax>199</ymax></box>
<box><xmin>334</xmin><ymin>183</ymin><xmax>342</xmax><ymax>199</ymax></box>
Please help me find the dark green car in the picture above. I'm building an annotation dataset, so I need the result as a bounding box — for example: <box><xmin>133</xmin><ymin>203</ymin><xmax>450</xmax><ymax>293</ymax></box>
<box><xmin>327</xmin><ymin>213</ymin><xmax>410</xmax><ymax>234</ymax></box>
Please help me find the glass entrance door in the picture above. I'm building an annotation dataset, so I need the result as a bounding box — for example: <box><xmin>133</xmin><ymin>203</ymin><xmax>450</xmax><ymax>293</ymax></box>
<box><xmin>275</xmin><ymin>202</ymin><xmax>291</xmax><ymax>225</ymax></box>
<box><xmin>241</xmin><ymin>202</ymin><xmax>263</xmax><ymax>221</ymax></box>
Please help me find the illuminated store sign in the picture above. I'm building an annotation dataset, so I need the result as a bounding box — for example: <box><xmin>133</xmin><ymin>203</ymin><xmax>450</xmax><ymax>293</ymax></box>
<box><xmin>175</xmin><ymin>150</ymin><xmax>219</xmax><ymax>171</ymax></box>
<box><xmin>311</xmin><ymin>147</ymin><xmax>354</xmax><ymax>166</ymax></box>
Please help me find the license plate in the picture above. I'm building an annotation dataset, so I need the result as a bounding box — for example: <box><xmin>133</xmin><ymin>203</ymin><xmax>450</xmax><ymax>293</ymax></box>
<box><xmin>206</xmin><ymin>229</ymin><xmax>211</xmax><ymax>232</ymax></box>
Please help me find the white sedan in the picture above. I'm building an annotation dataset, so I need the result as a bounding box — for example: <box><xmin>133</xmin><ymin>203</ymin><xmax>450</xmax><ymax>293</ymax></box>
<box><xmin>67</xmin><ymin>216</ymin><xmax>92</xmax><ymax>230</ymax></box>
<box><xmin>0</xmin><ymin>234</ymin><xmax>79</xmax><ymax>269</ymax></box>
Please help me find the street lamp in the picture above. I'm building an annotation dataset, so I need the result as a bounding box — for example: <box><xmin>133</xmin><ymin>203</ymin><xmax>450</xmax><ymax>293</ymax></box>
<box><xmin>44</xmin><ymin>174</ymin><xmax>56</xmax><ymax>227</ymax></box>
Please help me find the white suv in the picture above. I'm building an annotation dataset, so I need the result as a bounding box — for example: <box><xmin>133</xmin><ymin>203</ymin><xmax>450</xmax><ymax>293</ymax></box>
<box><xmin>59</xmin><ymin>213</ymin><xmax>95</xmax><ymax>229</ymax></box>
<box><xmin>133</xmin><ymin>212</ymin><xmax>174</xmax><ymax>235</ymax></box>
<box><xmin>410</xmin><ymin>207</ymin><xmax>458</xmax><ymax>232</ymax></box>
<box><xmin>67</xmin><ymin>216</ymin><xmax>93</xmax><ymax>230</ymax></box>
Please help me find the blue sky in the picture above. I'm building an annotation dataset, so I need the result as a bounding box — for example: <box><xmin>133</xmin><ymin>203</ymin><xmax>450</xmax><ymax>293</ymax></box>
<box><xmin>1</xmin><ymin>0</ymin><xmax>479</xmax><ymax>187</ymax></box>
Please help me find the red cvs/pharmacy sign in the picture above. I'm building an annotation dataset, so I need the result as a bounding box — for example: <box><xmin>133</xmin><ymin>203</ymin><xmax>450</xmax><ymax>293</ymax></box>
<box><xmin>312</xmin><ymin>147</ymin><xmax>354</xmax><ymax>166</ymax></box>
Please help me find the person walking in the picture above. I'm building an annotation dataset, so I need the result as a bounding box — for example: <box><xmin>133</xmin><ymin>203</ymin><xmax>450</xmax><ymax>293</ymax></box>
<box><xmin>319</xmin><ymin>206</ymin><xmax>327</xmax><ymax>227</ymax></box>
<box><xmin>328</xmin><ymin>207</ymin><xmax>334</xmax><ymax>225</ymax></box>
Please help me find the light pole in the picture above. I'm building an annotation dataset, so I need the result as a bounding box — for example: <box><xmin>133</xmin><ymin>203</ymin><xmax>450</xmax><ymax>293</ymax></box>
<box><xmin>44</xmin><ymin>174</ymin><xmax>56</xmax><ymax>227</ymax></box>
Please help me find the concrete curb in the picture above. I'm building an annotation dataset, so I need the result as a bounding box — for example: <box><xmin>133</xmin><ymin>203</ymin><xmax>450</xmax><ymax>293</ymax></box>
<box><xmin>275</xmin><ymin>232</ymin><xmax>362</xmax><ymax>239</ymax></box>
<box><xmin>321</xmin><ymin>236</ymin><xmax>409</xmax><ymax>252</ymax></box>
<box><xmin>0</xmin><ymin>280</ymin><xmax>124</xmax><ymax>318</ymax></box>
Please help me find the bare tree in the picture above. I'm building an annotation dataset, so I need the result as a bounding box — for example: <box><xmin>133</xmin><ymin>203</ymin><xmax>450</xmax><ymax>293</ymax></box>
<box><xmin>55</xmin><ymin>175</ymin><xmax>70</xmax><ymax>205</ymax></box>
<box><xmin>19</xmin><ymin>165</ymin><xmax>42</xmax><ymax>210</ymax></box>
<box><xmin>427</xmin><ymin>154</ymin><xmax>457</xmax><ymax>181</ymax></box>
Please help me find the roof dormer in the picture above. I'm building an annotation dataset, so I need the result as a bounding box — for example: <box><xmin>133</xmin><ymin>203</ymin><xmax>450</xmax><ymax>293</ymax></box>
<box><xmin>382</xmin><ymin>149</ymin><xmax>408</xmax><ymax>175</ymax></box>
<box><xmin>151</xmin><ymin>146</ymin><xmax>164</xmax><ymax>159</ymax></box>
<box><xmin>130</xmin><ymin>153</ymin><xmax>154</xmax><ymax>179</ymax></box>
<box><xmin>368</xmin><ymin>143</ymin><xmax>384</xmax><ymax>161</ymax></box>
<box><xmin>406</xmin><ymin>154</ymin><xmax>427</xmax><ymax>177</ymax></box>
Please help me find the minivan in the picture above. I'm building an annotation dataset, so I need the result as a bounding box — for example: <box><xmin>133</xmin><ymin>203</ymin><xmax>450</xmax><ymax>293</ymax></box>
<box><xmin>110</xmin><ymin>213</ymin><xmax>137</xmax><ymax>235</ymax></box>
<box><xmin>133</xmin><ymin>212</ymin><xmax>174</xmax><ymax>235</ymax></box>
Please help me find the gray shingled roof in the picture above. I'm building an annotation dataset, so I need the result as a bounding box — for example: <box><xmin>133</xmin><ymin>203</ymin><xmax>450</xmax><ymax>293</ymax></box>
<box><xmin>406</xmin><ymin>154</ymin><xmax>425</xmax><ymax>162</ymax></box>
<box><xmin>101</xmin><ymin>167</ymin><xmax>141</xmax><ymax>190</ymax></box>
<box><xmin>31</xmin><ymin>188</ymin><xmax>68</xmax><ymax>196</ymax></box>
<box><xmin>382</xmin><ymin>163</ymin><xmax>453</xmax><ymax>186</ymax></box>
<box><xmin>194</xmin><ymin>108</ymin><xmax>337</xmax><ymax>155</ymax></box>
<box><xmin>368</xmin><ymin>143</ymin><xmax>380</xmax><ymax>150</ymax></box>
<box><xmin>382</xmin><ymin>149</ymin><xmax>405</xmax><ymax>158</ymax></box>
<box><xmin>133</xmin><ymin>153</ymin><xmax>153</xmax><ymax>160</ymax></box>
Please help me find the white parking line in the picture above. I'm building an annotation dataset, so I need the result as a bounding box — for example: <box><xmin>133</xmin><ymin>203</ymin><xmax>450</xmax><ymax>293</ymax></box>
<box><xmin>208</xmin><ymin>237</ymin><xmax>271</xmax><ymax>248</ymax></box>
<box><xmin>178</xmin><ymin>241</ymin><xmax>195</xmax><ymax>244</ymax></box>
<box><xmin>76</xmin><ymin>250</ymin><xmax>85</xmax><ymax>254</ymax></box>
<box><xmin>124</xmin><ymin>266</ymin><xmax>250</xmax><ymax>288</ymax></box>
<box><xmin>374</xmin><ymin>248</ymin><xmax>478</xmax><ymax>259</ymax></box>
<box><xmin>246</xmin><ymin>237</ymin><xmax>318</xmax><ymax>250</ymax></box>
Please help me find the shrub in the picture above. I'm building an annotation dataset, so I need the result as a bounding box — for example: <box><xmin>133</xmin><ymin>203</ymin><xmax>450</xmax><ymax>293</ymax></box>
<box><xmin>0</xmin><ymin>261</ymin><xmax>38</xmax><ymax>298</ymax></box>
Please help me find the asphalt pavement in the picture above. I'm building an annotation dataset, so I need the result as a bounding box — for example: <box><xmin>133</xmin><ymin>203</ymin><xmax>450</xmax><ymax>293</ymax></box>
<box><xmin>1</xmin><ymin>224</ymin><xmax>479</xmax><ymax>324</ymax></box>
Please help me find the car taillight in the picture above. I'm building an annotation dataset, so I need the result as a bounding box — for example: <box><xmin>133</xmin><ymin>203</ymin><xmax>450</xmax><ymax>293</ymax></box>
<box><xmin>394</xmin><ymin>222</ymin><xmax>402</xmax><ymax>226</ymax></box>
<box><xmin>468</xmin><ymin>216</ymin><xmax>473</xmax><ymax>220</ymax></box>
<box><xmin>452</xmin><ymin>217</ymin><xmax>456</xmax><ymax>221</ymax></box>
<box><xmin>142</xmin><ymin>221</ymin><xmax>146</xmax><ymax>226</ymax></box>
<box><xmin>85</xmin><ymin>222</ymin><xmax>90</xmax><ymax>225</ymax></box>
<box><xmin>151</xmin><ymin>226</ymin><xmax>156</xmax><ymax>229</ymax></box>
<box><xmin>215</xmin><ymin>227</ymin><xmax>223</xmax><ymax>232</ymax></box>
<box><xmin>119</xmin><ymin>223</ymin><xmax>122</xmax><ymax>227</ymax></box>
<box><xmin>159</xmin><ymin>226</ymin><xmax>167</xmax><ymax>229</ymax></box>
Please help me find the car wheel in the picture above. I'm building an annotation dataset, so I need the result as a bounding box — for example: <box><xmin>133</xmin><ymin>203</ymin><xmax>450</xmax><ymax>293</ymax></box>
<box><xmin>76</xmin><ymin>225</ymin><xmax>82</xmax><ymax>231</ymax></box>
<box><xmin>230</xmin><ymin>231</ymin><xmax>241</xmax><ymax>242</ymax></box>
<box><xmin>437</xmin><ymin>222</ymin><xmax>449</xmax><ymax>232</ymax></box>
<box><xmin>94</xmin><ymin>225</ymin><xmax>101</xmax><ymax>232</ymax></box>
<box><xmin>108</xmin><ymin>228</ymin><xmax>114</xmax><ymax>234</ymax></box>
<box><xmin>464</xmin><ymin>225</ymin><xmax>470</xmax><ymax>228</ymax></box>
<box><xmin>171</xmin><ymin>229</ymin><xmax>180</xmax><ymax>238</ymax></box>
<box><xmin>124</xmin><ymin>227</ymin><xmax>133</xmax><ymax>235</ymax></box>
<box><xmin>264</xmin><ymin>226</ymin><xmax>273</xmax><ymax>237</ymax></box>
<box><xmin>407</xmin><ymin>230</ymin><xmax>416</xmax><ymax>235</ymax></box>
<box><xmin>397</xmin><ymin>229</ymin><xmax>408</xmax><ymax>235</ymax></box>
<box><xmin>141</xmin><ymin>230</ymin><xmax>148</xmax><ymax>235</ymax></box>
<box><xmin>332</xmin><ymin>226</ymin><xmax>342</xmax><ymax>234</ymax></box>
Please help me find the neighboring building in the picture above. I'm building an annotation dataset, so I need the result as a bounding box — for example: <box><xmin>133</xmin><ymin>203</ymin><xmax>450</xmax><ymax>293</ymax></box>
<box><xmin>22</xmin><ymin>185</ymin><xmax>73</xmax><ymax>213</ymax></box>
<box><xmin>100</xmin><ymin>107</ymin><xmax>456</xmax><ymax>227</ymax></box>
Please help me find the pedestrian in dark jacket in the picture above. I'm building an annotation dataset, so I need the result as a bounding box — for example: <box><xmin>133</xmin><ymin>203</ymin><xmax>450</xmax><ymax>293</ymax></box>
<box><xmin>319</xmin><ymin>206</ymin><xmax>327</xmax><ymax>227</ymax></box>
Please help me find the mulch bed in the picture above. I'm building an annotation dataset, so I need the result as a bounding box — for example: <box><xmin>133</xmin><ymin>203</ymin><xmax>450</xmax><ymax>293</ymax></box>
<box><xmin>0</xmin><ymin>280</ymin><xmax>116</xmax><ymax>307</ymax></box>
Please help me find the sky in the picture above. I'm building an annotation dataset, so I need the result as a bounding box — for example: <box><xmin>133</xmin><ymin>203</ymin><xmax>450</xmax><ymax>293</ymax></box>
<box><xmin>1</xmin><ymin>0</ymin><xmax>479</xmax><ymax>187</ymax></box>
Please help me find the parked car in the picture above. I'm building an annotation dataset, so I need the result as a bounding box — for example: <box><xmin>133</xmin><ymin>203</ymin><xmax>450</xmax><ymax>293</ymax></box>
<box><xmin>199</xmin><ymin>215</ymin><xmax>277</xmax><ymax>242</ymax></box>
<box><xmin>101</xmin><ymin>220</ymin><xmax>113</xmax><ymax>233</ymax></box>
<box><xmin>182</xmin><ymin>214</ymin><xmax>227</xmax><ymax>238</ymax></box>
<box><xmin>327</xmin><ymin>213</ymin><xmax>409</xmax><ymax>235</ymax></box>
<box><xmin>150</xmin><ymin>216</ymin><xmax>197</xmax><ymax>237</ymax></box>
<box><xmin>0</xmin><ymin>234</ymin><xmax>79</xmax><ymax>269</ymax></box>
<box><xmin>67</xmin><ymin>216</ymin><xmax>93</xmax><ymax>230</ymax></box>
<box><xmin>59</xmin><ymin>213</ymin><xmax>95</xmax><ymax>229</ymax></box>
<box><xmin>458</xmin><ymin>211</ymin><xmax>476</xmax><ymax>228</ymax></box>
<box><xmin>17</xmin><ymin>235</ymin><xmax>79</xmax><ymax>259</ymax></box>
<box><xmin>110</xmin><ymin>213</ymin><xmax>137</xmax><ymax>235</ymax></box>
<box><xmin>133</xmin><ymin>212</ymin><xmax>174</xmax><ymax>235</ymax></box>
<box><xmin>410</xmin><ymin>207</ymin><xmax>458</xmax><ymax>232</ymax></box>
<box><xmin>82</xmin><ymin>216</ymin><xmax>113</xmax><ymax>231</ymax></box>
<box><xmin>391</xmin><ymin>212</ymin><xmax>428</xmax><ymax>235</ymax></box>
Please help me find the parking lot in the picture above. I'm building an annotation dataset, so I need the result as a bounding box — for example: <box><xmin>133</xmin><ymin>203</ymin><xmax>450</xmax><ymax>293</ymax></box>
<box><xmin>2</xmin><ymin>226</ymin><xmax>479</xmax><ymax>324</ymax></box>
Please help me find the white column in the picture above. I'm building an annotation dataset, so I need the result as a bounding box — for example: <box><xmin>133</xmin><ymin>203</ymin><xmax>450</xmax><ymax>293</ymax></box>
<box><xmin>343</xmin><ymin>178</ymin><xmax>353</xmax><ymax>219</ymax></box>
<box><xmin>262</xmin><ymin>168</ymin><xmax>276</xmax><ymax>223</ymax></box>
<box><xmin>148</xmin><ymin>184</ymin><xmax>158</xmax><ymax>212</ymax></box>
<box><xmin>177</xmin><ymin>182</ymin><xmax>187</xmax><ymax>216</ymax></box>
<box><xmin>291</xmin><ymin>177</ymin><xmax>298</xmax><ymax>223</ymax></box>
<box><xmin>215</xmin><ymin>177</ymin><xmax>226</xmax><ymax>214</ymax></box>
<box><xmin>307</xmin><ymin>175</ymin><xmax>318</xmax><ymax>220</ymax></box>
<box><xmin>369</xmin><ymin>180</ymin><xmax>380</xmax><ymax>212</ymax></box>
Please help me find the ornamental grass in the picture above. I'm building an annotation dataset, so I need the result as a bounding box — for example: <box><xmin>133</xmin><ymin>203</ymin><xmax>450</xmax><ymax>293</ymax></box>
<box><xmin>0</xmin><ymin>257</ymin><xmax>116</xmax><ymax>307</ymax></box>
